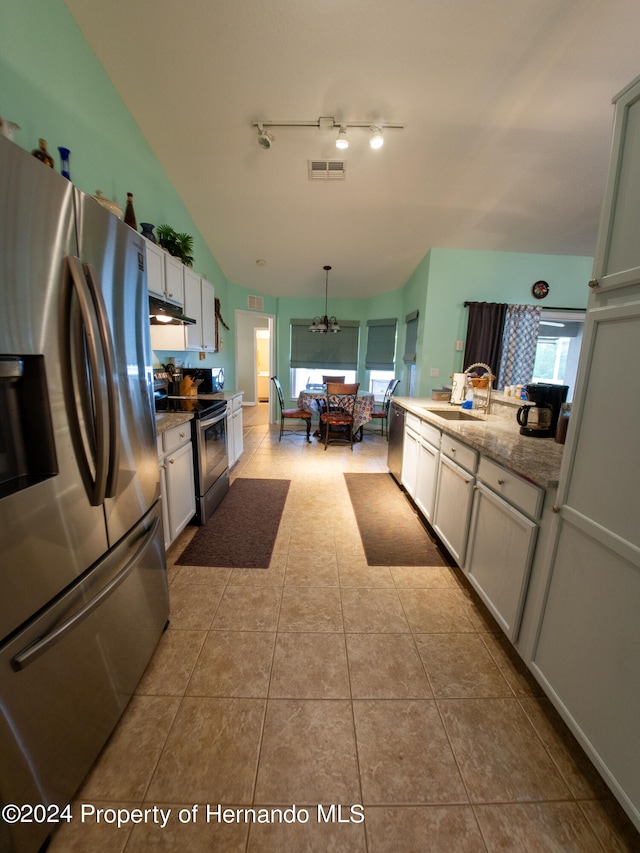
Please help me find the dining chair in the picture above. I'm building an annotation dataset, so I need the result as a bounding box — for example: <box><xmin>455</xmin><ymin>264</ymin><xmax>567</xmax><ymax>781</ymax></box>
<box><xmin>322</xmin><ymin>375</ymin><xmax>345</xmax><ymax>384</ymax></box>
<box><xmin>370</xmin><ymin>378</ymin><xmax>400</xmax><ymax>438</ymax></box>
<box><xmin>320</xmin><ymin>382</ymin><xmax>359</xmax><ymax>450</ymax></box>
<box><xmin>271</xmin><ymin>376</ymin><xmax>311</xmax><ymax>442</ymax></box>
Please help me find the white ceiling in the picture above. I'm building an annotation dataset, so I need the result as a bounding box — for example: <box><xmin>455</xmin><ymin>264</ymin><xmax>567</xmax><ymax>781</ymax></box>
<box><xmin>65</xmin><ymin>0</ymin><xmax>640</xmax><ymax>299</ymax></box>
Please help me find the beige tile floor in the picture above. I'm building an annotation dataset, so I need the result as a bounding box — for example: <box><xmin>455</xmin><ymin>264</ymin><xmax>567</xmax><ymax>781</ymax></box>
<box><xmin>49</xmin><ymin>408</ymin><xmax>640</xmax><ymax>852</ymax></box>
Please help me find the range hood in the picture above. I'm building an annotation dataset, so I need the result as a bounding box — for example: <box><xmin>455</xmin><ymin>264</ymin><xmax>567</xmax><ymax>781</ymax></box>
<box><xmin>149</xmin><ymin>295</ymin><xmax>196</xmax><ymax>325</ymax></box>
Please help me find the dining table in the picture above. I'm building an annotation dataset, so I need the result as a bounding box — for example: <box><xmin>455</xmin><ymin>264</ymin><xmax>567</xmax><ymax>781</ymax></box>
<box><xmin>297</xmin><ymin>388</ymin><xmax>375</xmax><ymax>441</ymax></box>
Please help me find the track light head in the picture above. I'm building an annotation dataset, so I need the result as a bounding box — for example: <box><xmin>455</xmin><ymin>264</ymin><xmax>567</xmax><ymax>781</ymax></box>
<box><xmin>335</xmin><ymin>125</ymin><xmax>349</xmax><ymax>150</ymax></box>
<box><xmin>257</xmin><ymin>124</ymin><xmax>274</xmax><ymax>149</ymax></box>
<box><xmin>369</xmin><ymin>126</ymin><xmax>384</xmax><ymax>149</ymax></box>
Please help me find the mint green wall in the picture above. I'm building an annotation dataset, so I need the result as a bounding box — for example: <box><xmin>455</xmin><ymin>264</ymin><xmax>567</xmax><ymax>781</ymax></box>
<box><xmin>2</xmin><ymin>2</ymin><xmax>595</xmax><ymax>404</ymax></box>
<box><xmin>398</xmin><ymin>249</ymin><xmax>592</xmax><ymax>398</ymax></box>
<box><xmin>1</xmin><ymin>0</ymin><xmax>239</xmax><ymax>379</ymax></box>
<box><xmin>275</xmin><ymin>290</ymin><xmax>405</xmax><ymax>402</ymax></box>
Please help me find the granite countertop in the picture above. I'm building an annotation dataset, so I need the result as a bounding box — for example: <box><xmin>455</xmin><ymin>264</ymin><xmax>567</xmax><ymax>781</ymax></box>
<box><xmin>155</xmin><ymin>412</ymin><xmax>194</xmax><ymax>435</ymax></box>
<box><xmin>393</xmin><ymin>395</ymin><xmax>564</xmax><ymax>490</ymax></box>
<box><xmin>196</xmin><ymin>389</ymin><xmax>243</xmax><ymax>402</ymax></box>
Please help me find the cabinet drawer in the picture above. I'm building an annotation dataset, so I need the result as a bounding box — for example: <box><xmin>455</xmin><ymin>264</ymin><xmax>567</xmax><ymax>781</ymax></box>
<box><xmin>440</xmin><ymin>435</ymin><xmax>477</xmax><ymax>473</ymax></box>
<box><xmin>406</xmin><ymin>412</ymin><xmax>420</xmax><ymax>434</ymax></box>
<box><xmin>229</xmin><ymin>393</ymin><xmax>243</xmax><ymax>412</ymax></box>
<box><xmin>477</xmin><ymin>456</ymin><xmax>543</xmax><ymax>519</ymax></box>
<box><xmin>163</xmin><ymin>423</ymin><xmax>192</xmax><ymax>453</ymax></box>
<box><xmin>420</xmin><ymin>421</ymin><xmax>441</xmax><ymax>448</ymax></box>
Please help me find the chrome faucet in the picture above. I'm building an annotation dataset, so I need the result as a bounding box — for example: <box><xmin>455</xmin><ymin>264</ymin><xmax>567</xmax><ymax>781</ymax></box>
<box><xmin>464</xmin><ymin>362</ymin><xmax>493</xmax><ymax>415</ymax></box>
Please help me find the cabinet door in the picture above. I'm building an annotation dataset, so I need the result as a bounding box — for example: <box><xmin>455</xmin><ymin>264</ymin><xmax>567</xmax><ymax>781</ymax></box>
<box><xmin>415</xmin><ymin>439</ymin><xmax>439</xmax><ymax>524</ymax></box>
<box><xmin>433</xmin><ymin>455</ymin><xmax>474</xmax><ymax>565</ymax></box>
<box><xmin>165</xmin><ymin>441</ymin><xmax>196</xmax><ymax>543</ymax></box>
<box><xmin>592</xmin><ymin>77</ymin><xmax>640</xmax><ymax>292</ymax></box>
<box><xmin>200</xmin><ymin>278</ymin><xmax>216</xmax><ymax>350</ymax></box>
<box><xmin>164</xmin><ymin>254</ymin><xmax>184</xmax><ymax>306</ymax></box>
<box><xmin>145</xmin><ymin>240</ymin><xmax>165</xmax><ymax>299</ymax></box>
<box><xmin>183</xmin><ymin>267</ymin><xmax>203</xmax><ymax>350</ymax></box>
<box><xmin>231</xmin><ymin>408</ymin><xmax>243</xmax><ymax>465</ymax></box>
<box><xmin>401</xmin><ymin>426</ymin><xmax>419</xmax><ymax>497</ymax></box>
<box><xmin>465</xmin><ymin>483</ymin><xmax>537</xmax><ymax>640</ymax></box>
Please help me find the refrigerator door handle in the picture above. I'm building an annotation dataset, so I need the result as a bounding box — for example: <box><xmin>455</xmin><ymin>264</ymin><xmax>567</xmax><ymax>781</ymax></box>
<box><xmin>11</xmin><ymin>516</ymin><xmax>160</xmax><ymax>672</ymax></box>
<box><xmin>82</xmin><ymin>262</ymin><xmax>120</xmax><ymax>498</ymax></box>
<box><xmin>64</xmin><ymin>256</ymin><xmax>120</xmax><ymax>504</ymax></box>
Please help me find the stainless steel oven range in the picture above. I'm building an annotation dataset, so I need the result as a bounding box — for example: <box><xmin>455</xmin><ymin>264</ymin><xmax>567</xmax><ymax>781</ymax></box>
<box><xmin>155</xmin><ymin>381</ymin><xmax>229</xmax><ymax>525</ymax></box>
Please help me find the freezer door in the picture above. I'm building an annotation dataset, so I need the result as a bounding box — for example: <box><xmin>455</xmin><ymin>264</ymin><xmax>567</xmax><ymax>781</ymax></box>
<box><xmin>74</xmin><ymin>190</ymin><xmax>160</xmax><ymax>546</ymax></box>
<box><xmin>0</xmin><ymin>137</ymin><xmax>109</xmax><ymax>640</ymax></box>
<box><xmin>0</xmin><ymin>502</ymin><xmax>168</xmax><ymax>853</ymax></box>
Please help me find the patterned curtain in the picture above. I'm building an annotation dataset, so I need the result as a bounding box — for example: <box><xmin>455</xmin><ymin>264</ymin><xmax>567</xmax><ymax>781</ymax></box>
<box><xmin>498</xmin><ymin>304</ymin><xmax>541</xmax><ymax>390</ymax></box>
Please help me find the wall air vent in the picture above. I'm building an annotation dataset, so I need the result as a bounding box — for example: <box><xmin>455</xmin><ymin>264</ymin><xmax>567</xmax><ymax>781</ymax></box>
<box><xmin>248</xmin><ymin>295</ymin><xmax>264</xmax><ymax>310</ymax></box>
<box><xmin>308</xmin><ymin>160</ymin><xmax>346</xmax><ymax>180</ymax></box>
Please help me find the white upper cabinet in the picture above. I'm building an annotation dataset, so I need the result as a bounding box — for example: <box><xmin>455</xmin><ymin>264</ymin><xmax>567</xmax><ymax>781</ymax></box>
<box><xmin>184</xmin><ymin>271</ymin><xmax>216</xmax><ymax>352</ymax></box>
<box><xmin>592</xmin><ymin>74</ymin><xmax>640</xmax><ymax>292</ymax></box>
<box><xmin>145</xmin><ymin>239</ymin><xmax>183</xmax><ymax>307</ymax></box>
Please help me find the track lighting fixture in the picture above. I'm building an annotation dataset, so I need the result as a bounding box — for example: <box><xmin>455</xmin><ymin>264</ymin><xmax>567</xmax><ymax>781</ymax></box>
<box><xmin>251</xmin><ymin>117</ymin><xmax>404</xmax><ymax>150</ymax></box>
<box><xmin>335</xmin><ymin>125</ymin><xmax>349</xmax><ymax>150</ymax></box>
<box><xmin>309</xmin><ymin>266</ymin><xmax>341</xmax><ymax>334</ymax></box>
<box><xmin>369</xmin><ymin>126</ymin><xmax>384</xmax><ymax>149</ymax></box>
<box><xmin>257</xmin><ymin>123</ymin><xmax>274</xmax><ymax>149</ymax></box>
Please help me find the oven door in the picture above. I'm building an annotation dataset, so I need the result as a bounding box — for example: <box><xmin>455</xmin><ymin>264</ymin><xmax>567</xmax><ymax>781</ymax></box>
<box><xmin>197</xmin><ymin>408</ymin><xmax>228</xmax><ymax>497</ymax></box>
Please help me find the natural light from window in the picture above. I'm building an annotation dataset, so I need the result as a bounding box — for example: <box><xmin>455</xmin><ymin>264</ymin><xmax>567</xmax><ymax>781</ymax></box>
<box><xmin>531</xmin><ymin>311</ymin><xmax>584</xmax><ymax>400</ymax></box>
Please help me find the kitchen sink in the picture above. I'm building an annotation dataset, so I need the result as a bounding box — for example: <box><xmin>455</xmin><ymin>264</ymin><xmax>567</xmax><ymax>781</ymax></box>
<box><xmin>423</xmin><ymin>408</ymin><xmax>483</xmax><ymax>422</ymax></box>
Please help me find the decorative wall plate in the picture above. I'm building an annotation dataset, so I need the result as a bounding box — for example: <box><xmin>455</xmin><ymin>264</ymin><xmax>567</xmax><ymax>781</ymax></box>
<box><xmin>532</xmin><ymin>280</ymin><xmax>550</xmax><ymax>299</ymax></box>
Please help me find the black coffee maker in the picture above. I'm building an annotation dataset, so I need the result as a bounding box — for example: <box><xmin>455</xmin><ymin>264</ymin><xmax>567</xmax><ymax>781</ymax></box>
<box><xmin>517</xmin><ymin>383</ymin><xmax>569</xmax><ymax>438</ymax></box>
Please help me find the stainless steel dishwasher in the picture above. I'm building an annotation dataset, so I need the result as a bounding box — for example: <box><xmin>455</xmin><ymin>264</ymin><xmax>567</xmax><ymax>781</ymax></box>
<box><xmin>387</xmin><ymin>402</ymin><xmax>405</xmax><ymax>484</ymax></box>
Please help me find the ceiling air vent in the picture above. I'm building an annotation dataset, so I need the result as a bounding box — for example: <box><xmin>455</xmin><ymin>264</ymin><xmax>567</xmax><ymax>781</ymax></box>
<box><xmin>308</xmin><ymin>159</ymin><xmax>346</xmax><ymax>180</ymax></box>
<box><xmin>248</xmin><ymin>295</ymin><xmax>264</xmax><ymax>310</ymax></box>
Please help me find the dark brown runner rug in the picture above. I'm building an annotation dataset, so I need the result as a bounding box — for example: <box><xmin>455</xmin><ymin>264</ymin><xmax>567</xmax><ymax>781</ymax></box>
<box><xmin>345</xmin><ymin>473</ymin><xmax>449</xmax><ymax>567</ymax></box>
<box><xmin>176</xmin><ymin>478</ymin><xmax>290</xmax><ymax>568</ymax></box>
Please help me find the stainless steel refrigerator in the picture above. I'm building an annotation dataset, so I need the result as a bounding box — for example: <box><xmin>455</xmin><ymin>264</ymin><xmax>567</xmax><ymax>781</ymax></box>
<box><xmin>0</xmin><ymin>136</ymin><xmax>169</xmax><ymax>853</ymax></box>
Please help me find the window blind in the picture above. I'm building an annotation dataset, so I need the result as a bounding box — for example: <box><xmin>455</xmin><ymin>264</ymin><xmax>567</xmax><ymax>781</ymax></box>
<box><xmin>290</xmin><ymin>319</ymin><xmax>360</xmax><ymax>369</ymax></box>
<box><xmin>365</xmin><ymin>318</ymin><xmax>397</xmax><ymax>370</ymax></box>
<box><xmin>403</xmin><ymin>311</ymin><xmax>419</xmax><ymax>363</ymax></box>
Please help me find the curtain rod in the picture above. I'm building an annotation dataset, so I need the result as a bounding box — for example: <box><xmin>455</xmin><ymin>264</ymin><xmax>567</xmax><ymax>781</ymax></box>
<box><xmin>463</xmin><ymin>301</ymin><xmax>585</xmax><ymax>311</ymax></box>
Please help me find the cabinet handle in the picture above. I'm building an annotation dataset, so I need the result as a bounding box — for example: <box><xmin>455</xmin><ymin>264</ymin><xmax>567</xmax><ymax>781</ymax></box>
<box><xmin>552</xmin><ymin>505</ymin><xmax>560</xmax><ymax>513</ymax></box>
<box><xmin>179</xmin><ymin>432</ymin><xmax>185</xmax><ymax>438</ymax></box>
<box><xmin>588</xmin><ymin>278</ymin><xmax>599</xmax><ymax>289</ymax></box>
<box><xmin>159</xmin><ymin>463</ymin><xmax>166</xmax><ymax>470</ymax></box>
<box><xmin>450</xmin><ymin>447</ymin><xmax>456</xmax><ymax>453</ymax></box>
<box><xmin>497</xmin><ymin>478</ymin><xmax>505</xmax><ymax>485</ymax></box>
<box><xmin>167</xmin><ymin>291</ymin><xmax>173</xmax><ymax>298</ymax></box>
<box><xmin>464</xmin><ymin>478</ymin><xmax>471</xmax><ymax>485</ymax></box>
<box><xmin>168</xmin><ymin>458</ymin><xmax>175</xmax><ymax>465</ymax></box>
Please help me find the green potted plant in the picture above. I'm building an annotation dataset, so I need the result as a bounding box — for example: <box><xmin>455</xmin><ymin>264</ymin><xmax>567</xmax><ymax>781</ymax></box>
<box><xmin>156</xmin><ymin>224</ymin><xmax>194</xmax><ymax>267</ymax></box>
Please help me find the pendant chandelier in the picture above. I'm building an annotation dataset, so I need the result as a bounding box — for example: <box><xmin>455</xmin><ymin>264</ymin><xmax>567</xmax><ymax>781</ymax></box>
<box><xmin>309</xmin><ymin>265</ymin><xmax>341</xmax><ymax>333</ymax></box>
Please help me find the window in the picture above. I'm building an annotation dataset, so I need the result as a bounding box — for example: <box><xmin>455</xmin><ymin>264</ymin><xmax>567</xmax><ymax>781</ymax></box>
<box><xmin>289</xmin><ymin>319</ymin><xmax>360</xmax><ymax>399</ymax></box>
<box><xmin>291</xmin><ymin>368</ymin><xmax>357</xmax><ymax>397</ymax></box>
<box><xmin>531</xmin><ymin>311</ymin><xmax>584</xmax><ymax>400</ymax></box>
<box><xmin>369</xmin><ymin>370</ymin><xmax>396</xmax><ymax>400</ymax></box>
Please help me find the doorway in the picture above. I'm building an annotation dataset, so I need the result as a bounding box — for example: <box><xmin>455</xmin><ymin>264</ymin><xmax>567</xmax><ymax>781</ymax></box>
<box><xmin>234</xmin><ymin>309</ymin><xmax>275</xmax><ymax>421</ymax></box>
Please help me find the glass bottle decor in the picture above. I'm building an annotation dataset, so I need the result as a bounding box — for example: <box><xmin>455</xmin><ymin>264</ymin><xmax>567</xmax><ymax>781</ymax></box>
<box><xmin>124</xmin><ymin>193</ymin><xmax>137</xmax><ymax>230</ymax></box>
<box><xmin>31</xmin><ymin>138</ymin><xmax>54</xmax><ymax>168</ymax></box>
<box><xmin>58</xmin><ymin>146</ymin><xmax>71</xmax><ymax>180</ymax></box>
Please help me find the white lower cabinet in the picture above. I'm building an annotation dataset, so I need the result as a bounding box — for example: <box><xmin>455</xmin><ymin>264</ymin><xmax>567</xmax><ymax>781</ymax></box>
<box><xmin>401</xmin><ymin>415</ymin><xmax>420</xmax><ymax>497</ymax></box>
<box><xmin>158</xmin><ymin>423</ymin><xmax>195</xmax><ymax>548</ymax></box>
<box><xmin>432</xmin><ymin>454</ymin><xmax>475</xmax><ymax>565</ymax></box>
<box><xmin>464</xmin><ymin>483</ymin><xmax>538</xmax><ymax>640</ymax></box>
<box><xmin>415</xmin><ymin>436</ymin><xmax>439</xmax><ymax>524</ymax></box>
<box><xmin>226</xmin><ymin>392</ymin><xmax>244</xmax><ymax>468</ymax></box>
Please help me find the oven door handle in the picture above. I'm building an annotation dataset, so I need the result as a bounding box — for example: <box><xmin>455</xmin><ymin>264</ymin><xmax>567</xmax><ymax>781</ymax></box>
<box><xmin>199</xmin><ymin>412</ymin><xmax>227</xmax><ymax>429</ymax></box>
